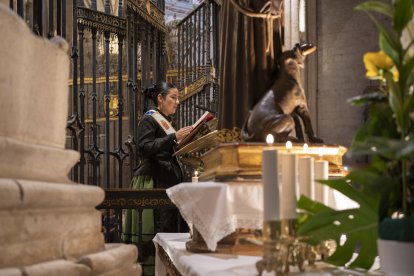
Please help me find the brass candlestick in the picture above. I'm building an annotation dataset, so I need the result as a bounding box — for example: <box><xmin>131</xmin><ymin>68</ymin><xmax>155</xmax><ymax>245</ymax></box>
<box><xmin>256</xmin><ymin>219</ymin><xmax>330</xmax><ymax>275</ymax></box>
<box><xmin>256</xmin><ymin>220</ymin><xmax>283</xmax><ymax>275</ymax></box>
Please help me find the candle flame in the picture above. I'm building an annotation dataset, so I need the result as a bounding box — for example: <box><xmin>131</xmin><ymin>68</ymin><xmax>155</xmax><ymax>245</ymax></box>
<box><xmin>318</xmin><ymin>147</ymin><xmax>324</xmax><ymax>157</ymax></box>
<box><xmin>194</xmin><ymin>170</ymin><xmax>199</xmax><ymax>177</ymax></box>
<box><xmin>285</xmin><ymin>141</ymin><xmax>293</xmax><ymax>151</ymax></box>
<box><xmin>303</xmin><ymin>143</ymin><xmax>309</xmax><ymax>153</ymax></box>
<box><xmin>266</xmin><ymin>134</ymin><xmax>274</xmax><ymax>145</ymax></box>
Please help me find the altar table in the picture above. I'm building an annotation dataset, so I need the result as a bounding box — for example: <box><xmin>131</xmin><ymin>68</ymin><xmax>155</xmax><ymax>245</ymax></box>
<box><xmin>153</xmin><ymin>233</ymin><xmax>382</xmax><ymax>276</ymax></box>
<box><xmin>166</xmin><ymin>182</ymin><xmax>358</xmax><ymax>252</ymax></box>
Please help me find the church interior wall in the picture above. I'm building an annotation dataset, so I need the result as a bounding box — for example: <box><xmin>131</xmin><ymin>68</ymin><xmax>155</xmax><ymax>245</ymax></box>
<box><xmin>314</xmin><ymin>0</ymin><xmax>391</xmax><ymax>154</ymax></box>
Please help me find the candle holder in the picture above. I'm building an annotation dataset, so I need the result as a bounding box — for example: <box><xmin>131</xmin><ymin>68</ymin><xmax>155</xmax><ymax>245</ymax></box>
<box><xmin>256</xmin><ymin>220</ymin><xmax>284</xmax><ymax>275</ymax></box>
<box><xmin>256</xmin><ymin>219</ymin><xmax>333</xmax><ymax>275</ymax></box>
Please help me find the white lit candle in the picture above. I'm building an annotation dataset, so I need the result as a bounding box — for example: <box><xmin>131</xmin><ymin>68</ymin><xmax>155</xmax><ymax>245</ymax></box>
<box><xmin>266</xmin><ymin>134</ymin><xmax>274</xmax><ymax>146</ymax></box>
<box><xmin>298</xmin><ymin>156</ymin><xmax>314</xmax><ymax>199</ymax></box>
<box><xmin>318</xmin><ymin>147</ymin><xmax>324</xmax><ymax>159</ymax></box>
<box><xmin>303</xmin><ymin>143</ymin><xmax>309</xmax><ymax>154</ymax></box>
<box><xmin>262</xmin><ymin>148</ymin><xmax>280</xmax><ymax>221</ymax></box>
<box><xmin>286</xmin><ymin>141</ymin><xmax>293</xmax><ymax>152</ymax></box>
<box><xmin>280</xmin><ymin>142</ymin><xmax>297</xmax><ymax>219</ymax></box>
<box><xmin>314</xmin><ymin>160</ymin><xmax>329</xmax><ymax>204</ymax></box>
<box><xmin>192</xmin><ymin>170</ymin><xmax>199</xmax><ymax>183</ymax></box>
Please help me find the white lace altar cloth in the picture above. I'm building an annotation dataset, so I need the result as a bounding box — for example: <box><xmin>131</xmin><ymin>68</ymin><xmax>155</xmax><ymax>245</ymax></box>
<box><xmin>153</xmin><ymin>233</ymin><xmax>382</xmax><ymax>276</ymax></box>
<box><xmin>166</xmin><ymin>182</ymin><xmax>263</xmax><ymax>251</ymax></box>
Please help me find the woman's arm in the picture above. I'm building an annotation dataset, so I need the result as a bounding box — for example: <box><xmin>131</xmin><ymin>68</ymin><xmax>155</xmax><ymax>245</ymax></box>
<box><xmin>137</xmin><ymin>117</ymin><xmax>176</xmax><ymax>157</ymax></box>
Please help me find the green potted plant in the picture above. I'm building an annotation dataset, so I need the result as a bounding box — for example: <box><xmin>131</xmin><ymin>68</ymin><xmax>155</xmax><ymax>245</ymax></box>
<box><xmin>297</xmin><ymin>0</ymin><xmax>414</xmax><ymax>274</ymax></box>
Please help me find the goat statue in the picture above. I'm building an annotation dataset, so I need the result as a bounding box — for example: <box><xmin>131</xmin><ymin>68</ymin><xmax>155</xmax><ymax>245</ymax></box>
<box><xmin>241</xmin><ymin>43</ymin><xmax>323</xmax><ymax>144</ymax></box>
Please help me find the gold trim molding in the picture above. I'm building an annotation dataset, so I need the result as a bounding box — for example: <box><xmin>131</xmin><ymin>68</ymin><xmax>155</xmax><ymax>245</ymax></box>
<box><xmin>101</xmin><ymin>198</ymin><xmax>173</xmax><ymax>207</ymax></box>
<box><xmin>77</xmin><ymin>7</ymin><xmax>127</xmax><ymax>35</ymax></box>
<box><xmin>179</xmin><ymin>76</ymin><xmax>209</xmax><ymax>101</ymax></box>
<box><xmin>128</xmin><ymin>0</ymin><xmax>166</xmax><ymax>32</ymax></box>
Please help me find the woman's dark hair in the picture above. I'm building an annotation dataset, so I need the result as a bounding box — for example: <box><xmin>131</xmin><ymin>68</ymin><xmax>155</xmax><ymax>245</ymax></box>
<box><xmin>143</xmin><ymin>82</ymin><xmax>176</xmax><ymax>106</ymax></box>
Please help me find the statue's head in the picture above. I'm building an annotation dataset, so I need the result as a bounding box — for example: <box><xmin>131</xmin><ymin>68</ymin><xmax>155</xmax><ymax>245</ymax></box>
<box><xmin>281</xmin><ymin>43</ymin><xmax>317</xmax><ymax>75</ymax></box>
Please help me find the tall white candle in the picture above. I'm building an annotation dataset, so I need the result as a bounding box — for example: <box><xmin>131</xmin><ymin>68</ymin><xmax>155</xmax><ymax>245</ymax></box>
<box><xmin>298</xmin><ymin>156</ymin><xmax>314</xmax><ymax>198</ymax></box>
<box><xmin>314</xmin><ymin>160</ymin><xmax>329</xmax><ymax>204</ymax></box>
<box><xmin>280</xmin><ymin>152</ymin><xmax>297</xmax><ymax>219</ymax></box>
<box><xmin>262</xmin><ymin>149</ymin><xmax>280</xmax><ymax>221</ymax></box>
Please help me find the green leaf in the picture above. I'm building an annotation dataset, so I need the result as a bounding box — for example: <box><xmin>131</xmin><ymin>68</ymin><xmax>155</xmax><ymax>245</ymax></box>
<box><xmin>393</xmin><ymin>0</ymin><xmax>413</xmax><ymax>33</ymax></box>
<box><xmin>297</xmin><ymin>196</ymin><xmax>333</xmax><ymax>215</ymax></box>
<box><xmin>319</xmin><ymin>174</ymin><xmax>379</xmax><ymax>212</ymax></box>
<box><xmin>384</xmin><ymin>71</ymin><xmax>404</xmax><ymax>132</ymax></box>
<box><xmin>396</xmin><ymin>139</ymin><xmax>414</xmax><ymax>158</ymax></box>
<box><xmin>297</xmin><ymin>175</ymin><xmax>380</xmax><ymax>270</ymax></box>
<box><xmin>401</xmin><ymin>55</ymin><xmax>414</xmax><ymax>88</ymax></box>
<box><xmin>347</xmin><ymin>92</ymin><xmax>386</xmax><ymax>106</ymax></box>
<box><xmin>379</xmin><ymin>32</ymin><xmax>401</xmax><ymax>65</ymax></box>
<box><xmin>297</xmin><ymin>206</ymin><xmax>378</xmax><ymax>269</ymax></box>
<box><xmin>345</xmin><ymin>170</ymin><xmax>385</xmax><ymax>200</ymax></box>
<box><xmin>350</xmin><ymin>136</ymin><xmax>408</xmax><ymax>161</ymax></box>
<box><xmin>402</xmin><ymin>57</ymin><xmax>414</xmax><ymax>114</ymax></box>
<box><xmin>364</xmin><ymin>13</ymin><xmax>402</xmax><ymax>65</ymax></box>
<box><xmin>327</xmin><ymin>234</ymin><xmax>355</xmax><ymax>266</ymax></box>
<box><xmin>355</xmin><ymin>1</ymin><xmax>393</xmax><ymax>17</ymax></box>
<box><xmin>349</xmin><ymin>103</ymin><xmax>398</xmax><ymax>150</ymax></box>
<box><xmin>347</xmin><ymin>227</ymin><xmax>378</xmax><ymax>268</ymax></box>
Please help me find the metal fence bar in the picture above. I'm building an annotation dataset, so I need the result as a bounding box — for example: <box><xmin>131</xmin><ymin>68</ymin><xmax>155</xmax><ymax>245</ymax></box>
<box><xmin>90</xmin><ymin>28</ymin><xmax>101</xmax><ymax>185</ymax></box>
<box><xmin>197</xmin><ymin>9</ymin><xmax>201</xmax><ymax>80</ymax></box>
<box><xmin>104</xmin><ymin>31</ymin><xmax>111</xmax><ymax>189</ymax></box>
<box><xmin>61</xmin><ymin>0</ymin><xmax>66</xmax><ymax>39</ymax></box>
<box><xmin>57</xmin><ymin>0</ymin><xmax>61</xmax><ymax>36</ymax></box>
<box><xmin>17</xmin><ymin>0</ymin><xmax>23</xmax><ymax>18</ymax></box>
<box><xmin>79</xmin><ymin>24</ymin><xmax>86</xmax><ymax>184</ymax></box>
<box><xmin>48</xmin><ymin>0</ymin><xmax>53</xmax><ymax>38</ymax></box>
<box><xmin>116</xmin><ymin>35</ymin><xmax>125</xmax><ymax>189</ymax></box>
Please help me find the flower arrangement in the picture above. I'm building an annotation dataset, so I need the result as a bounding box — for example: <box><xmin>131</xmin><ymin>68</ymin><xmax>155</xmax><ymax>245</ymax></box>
<box><xmin>297</xmin><ymin>0</ymin><xmax>414</xmax><ymax>270</ymax></box>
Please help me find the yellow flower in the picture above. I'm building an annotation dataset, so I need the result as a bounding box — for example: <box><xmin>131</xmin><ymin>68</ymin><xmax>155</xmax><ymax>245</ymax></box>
<box><xmin>363</xmin><ymin>51</ymin><xmax>398</xmax><ymax>81</ymax></box>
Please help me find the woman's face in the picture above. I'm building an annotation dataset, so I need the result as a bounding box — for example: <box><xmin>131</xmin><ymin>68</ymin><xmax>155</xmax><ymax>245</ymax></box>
<box><xmin>158</xmin><ymin>88</ymin><xmax>179</xmax><ymax>116</ymax></box>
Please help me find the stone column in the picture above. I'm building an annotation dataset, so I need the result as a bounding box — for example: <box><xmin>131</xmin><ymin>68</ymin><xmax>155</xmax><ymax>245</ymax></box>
<box><xmin>0</xmin><ymin>3</ymin><xmax>141</xmax><ymax>275</ymax></box>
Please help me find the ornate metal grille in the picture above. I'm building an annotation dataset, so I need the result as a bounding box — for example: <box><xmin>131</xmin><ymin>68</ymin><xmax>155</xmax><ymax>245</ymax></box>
<box><xmin>174</xmin><ymin>0</ymin><xmax>220</xmax><ymax>128</ymax></box>
<box><xmin>8</xmin><ymin>0</ymin><xmax>167</xmax><ymax>189</ymax></box>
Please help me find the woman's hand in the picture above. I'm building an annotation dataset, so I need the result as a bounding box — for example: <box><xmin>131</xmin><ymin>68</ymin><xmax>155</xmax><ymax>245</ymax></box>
<box><xmin>176</xmin><ymin>126</ymin><xmax>194</xmax><ymax>142</ymax></box>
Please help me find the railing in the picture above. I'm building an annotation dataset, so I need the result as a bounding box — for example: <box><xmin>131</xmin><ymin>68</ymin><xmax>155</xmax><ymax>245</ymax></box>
<box><xmin>174</xmin><ymin>0</ymin><xmax>220</xmax><ymax>129</ymax></box>
<box><xmin>97</xmin><ymin>189</ymin><xmax>181</xmax><ymax>272</ymax></box>
<box><xmin>70</xmin><ymin>0</ymin><xmax>168</xmax><ymax>188</ymax></box>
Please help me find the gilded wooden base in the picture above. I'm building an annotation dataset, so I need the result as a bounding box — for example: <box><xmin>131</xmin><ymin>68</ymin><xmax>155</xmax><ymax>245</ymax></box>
<box><xmin>200</xmin><ymin>142</ymin><xmax>347</xmax><ymax>181</ymax></box>
<box><xmin>185</xmin><ymin>227</ymin><xmax>263</xmax><ymax>256</ymax></box>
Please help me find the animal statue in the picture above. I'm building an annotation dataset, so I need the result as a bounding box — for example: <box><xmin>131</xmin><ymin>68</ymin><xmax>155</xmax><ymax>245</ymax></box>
<box><xmin>241</xmin><ymin>43</ymin><xmax>323</xmax><ymax>143</ymax></box>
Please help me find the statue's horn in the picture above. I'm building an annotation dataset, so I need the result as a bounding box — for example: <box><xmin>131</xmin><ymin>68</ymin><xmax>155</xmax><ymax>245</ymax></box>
<box><xmin>300</xmin><ymin>43</ymin><xmax>317</xmax><ymax>56</ymax></box>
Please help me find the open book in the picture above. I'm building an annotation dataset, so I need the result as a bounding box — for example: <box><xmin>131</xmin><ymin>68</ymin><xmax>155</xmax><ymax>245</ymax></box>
<box><xmin>178</xmin><ymin>111</ymin><xmax>215</xmax><ymax>149</ymax></box>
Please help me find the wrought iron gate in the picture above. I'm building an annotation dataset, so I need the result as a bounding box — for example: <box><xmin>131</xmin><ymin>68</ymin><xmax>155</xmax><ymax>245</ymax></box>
<box><xmin>174</xmin><ymin>0</ymin><xmax>220</xmax><ymax>129</ymax></box>
<box><xmin>9</xmin><ymin>0</ymin><xmax>167</xmax><ymax>188</ymax></box>
<box><xmin>69</xmin><ymin>0</ymin><xmax>167</xmax><ymax>188</ymax></box>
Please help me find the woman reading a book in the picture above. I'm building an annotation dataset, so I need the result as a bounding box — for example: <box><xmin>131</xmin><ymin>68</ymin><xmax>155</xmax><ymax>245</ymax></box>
<box><xmin>122</xmin><ymin>82</ymin><xmax>192</xmax><ymax>275</ymax></box>
<box><xmin>135</xmin><ymin>82</ymin><xmax>193</xmax><ymax>188</ymax></box>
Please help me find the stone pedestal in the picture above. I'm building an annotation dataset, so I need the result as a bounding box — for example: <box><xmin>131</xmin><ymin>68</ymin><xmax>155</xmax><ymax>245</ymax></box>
<box><xmin>0</xmin><ymin>3</ymin><xmax>140</xmax><ymax>275</ymax></box>
<box><xmin>0</xmin><ymin>179</ymin><xmax>142</xmax><ymax>275</ymax></box>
